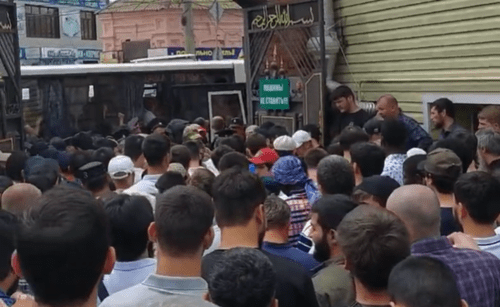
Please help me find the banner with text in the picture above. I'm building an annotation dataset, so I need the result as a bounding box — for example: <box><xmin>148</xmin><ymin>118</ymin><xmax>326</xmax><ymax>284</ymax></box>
<box><xmin>259</xmin><ymin>79</ymin><xmax>290</xmax><ymax>110</ymax></box>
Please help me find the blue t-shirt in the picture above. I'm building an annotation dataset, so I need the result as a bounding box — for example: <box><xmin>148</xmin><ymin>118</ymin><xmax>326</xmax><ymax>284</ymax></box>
<box><xmin>262</xmin><ymin>241</ymin><xmax>320</xmax><ymax>275</ymax></box>
<box><xmin>440</xmin><ymin>207</ymin><xmax>461</xmax><ymax>236</ymax></box>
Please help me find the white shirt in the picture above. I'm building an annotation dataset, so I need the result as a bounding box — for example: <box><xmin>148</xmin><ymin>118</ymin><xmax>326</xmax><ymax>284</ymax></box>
<box><xmin>124</xmin><ymin>174</ymin><xmax>162</xmax><ymax>209</ymax></box>
<box><xmin>103</xmin><ymin>258</ymin><xmax>157</xmax><ymax>296</ymax></box>
<box><xmin>134</xmin><ymin>167</ymin><xmax>145</xmax><ymax>184</ymax></box>
<box><xmin>476</xmin><ymin>233</ymin><xmax>500</xmax><ymax>259</ymax></box>
<box><xmin>202</xmin><ymin>159</ymin><xmax>219</xmax><ymax>176</ymax></box>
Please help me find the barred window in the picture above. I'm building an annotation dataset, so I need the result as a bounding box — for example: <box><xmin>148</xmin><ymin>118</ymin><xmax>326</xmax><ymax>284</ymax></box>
<box><xmin>80</xmin><ymin>11</ymin><xmax>96</xmax><ymax>40</ymax></box>
<box><xmin>25</xmin><ymin>5</ymin><xmax>60</xmax><ymax>38</ymax></box>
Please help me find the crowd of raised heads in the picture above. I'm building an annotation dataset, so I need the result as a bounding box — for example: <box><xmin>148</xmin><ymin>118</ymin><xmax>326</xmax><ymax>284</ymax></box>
<box><xmin>1</xmin><ymin>87</ymin><xmax>500</xmax><ymax>307</ymax></box>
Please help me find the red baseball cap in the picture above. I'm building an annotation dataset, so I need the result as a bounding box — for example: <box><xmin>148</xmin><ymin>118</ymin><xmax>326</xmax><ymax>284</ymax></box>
<box><xmin>249</xmin><ymin>148</ymin><xmax>280</xmax><ymax>165</ymax></box>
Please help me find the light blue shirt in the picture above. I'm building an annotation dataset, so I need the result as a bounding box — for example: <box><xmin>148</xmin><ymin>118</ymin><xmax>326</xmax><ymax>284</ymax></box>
<box><xmin>103</xmin><ymin>258</ymin><xmax>157</xmax><ymax>296</ymax></box>
<box><xmin>476</xmin><ymin>234</ymin><xmax>500</xmax><ymax>260</ymax></box>
<box><xmin>100</xmin><ymin>274</ymin><xmax>215</xmax><ymax>307</ymax></box>
<box><xmin>124</xmin><ymin>174</ymin><xmax>162</xmax><ymax>208</ymax></box>
<box><xmin>381</xmin><ymin>154</ymin><xmax>407</xmax><ymax>186</ymax></box>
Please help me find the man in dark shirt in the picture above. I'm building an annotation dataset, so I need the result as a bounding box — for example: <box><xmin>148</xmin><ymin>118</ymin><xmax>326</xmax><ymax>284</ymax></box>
<box><xmin>476</xmin><ymin>129</ymin><xmax>500</xmax><ymax>177</ymax></box>
<box><xmin>330</xmin><ymin>85</ymin><xmax>372</xmax><ymax>137</ymax></box>
<box><xmin>202</xmin><ymin>168</ymin><xmax>319</xmax><ymax>307</ymax></box>
<box><xmin>430</xmin><ymin>98</ymin><xmax>467</xmax><ymax>140</ymax></box>
<box><xmin>377</xmin><ymin>94</ymin><xmax>433</xmax><ymax>150</ymax></box>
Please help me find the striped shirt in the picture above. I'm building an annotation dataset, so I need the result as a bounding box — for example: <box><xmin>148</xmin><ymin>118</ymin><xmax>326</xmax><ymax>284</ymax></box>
<box><xmin>285</xmin><ymin>189</ymin><xmax>312</xmax><ymax>246</ymax></box>
<box><xmin>475</xmin><ymin>234</ymin><xmax>500</xmax><ymax>260</ymax></box>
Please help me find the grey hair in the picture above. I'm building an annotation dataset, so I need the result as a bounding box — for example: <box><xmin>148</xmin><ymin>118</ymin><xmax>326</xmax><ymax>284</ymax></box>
<box><xmin>476</xmin><ymin>129</ymin><xmax>500</xmax><ymax>156</ymax></box>
<box><xmin>264</xmin><ymin>194</ymin><xmax>291</xmax><ymax>228</ymax></box>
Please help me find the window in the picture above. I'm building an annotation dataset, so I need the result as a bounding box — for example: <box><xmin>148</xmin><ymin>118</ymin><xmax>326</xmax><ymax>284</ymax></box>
<box><xmin>25</xmin><ymin>5</ymin><xmax>60</xmax><ymax>38</ymax></box>
<box><xmin>80</xmin><ymin>11</ymin><xmax>96</xmax><ymax>40</ymax></box>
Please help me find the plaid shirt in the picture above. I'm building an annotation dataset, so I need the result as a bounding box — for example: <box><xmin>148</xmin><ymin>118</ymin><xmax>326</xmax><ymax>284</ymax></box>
<box><xmin>0</xmin><ymin>289</ymin><xmax>15</xmax><ymax>307</ymax></box>
<box><xmin>398</xmin><ymin>114</ymin><xmax>432</xmax><ymax>150</ymax></box>
<box><xmin>285</xmin><ymin>189</ymin><xmax>312</xmax><ymax>246</ymax></box>
<box><xmin>412</xmin><ymin>236</ymin><xmax>500</xmax><ymax>307</ymax></box>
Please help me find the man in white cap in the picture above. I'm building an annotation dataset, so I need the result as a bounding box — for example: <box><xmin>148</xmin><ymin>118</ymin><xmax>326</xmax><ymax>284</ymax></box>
<box><xmin>273</xmin><ymin>135</ymin><xmax>297</xmax><ymax>157</ymax></box>
<box><xmin>292</xmin><ymin>130</ymin><xmax>313</xmax><ymax>158</ymax></box>
<box><xmin>108</xmin><ymin>155</ymin><xmax>135</xmax><ymax>193</ymax></box>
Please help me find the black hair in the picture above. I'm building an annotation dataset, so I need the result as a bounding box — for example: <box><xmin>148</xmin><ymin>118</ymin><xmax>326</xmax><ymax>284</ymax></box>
<box><xmin>212</xmin><ymin>168</ymin><xmax>266</xmax><ymax>227</ymax></box>
<box><xmin>16</xmin><ymin>186</ymin><xmax>110</xmax><ymax>307</ymax></box>
<box><xmin>103</xmin><ymin>194</ymin><xmax>154</xmax><ymax>262</ymax></box>
<box><xmin>381</xmin><ymin>119</ymin><xmax>407</xmax><ymax>149</ymax></box>
<box><xmin>92</xmin><ymin>147</ymin><xmax>115</xmax><ymax>171</ymax></box>
<box><xmin>184</xmin><ymin>140</ymin><xmax>202</xmax><ymax>160</ymax></box>
<box><xmin>260</xmin><ymin>121</ymin><xmax>275</xmax><ymax>131</ymax></box>
<box><xmin>329</xmin><ymin>85</ymin><xmax>355</xmax><ymax>102</ymax></box>
<box><xmin>427</xmin><ymin>173</ymin><xmax>458</xmax><ymax>194</ymax></box>
<box><xmin>350</xmin><ymin>142</ymin><xmax>386</xmax><ymax>177</ymax></box>
<box><xmin>303</xmin><ymin>124</ymin><xmax>321</xmax><ymax>142</ymax></box>
<box><xmin>403</xmin><ymin>155</ymin><xmax>426</xmax><ymax>185</ymax></box>
<box><xmin>317</xmin><ymin>155</ymin><xmax>355</xmax><ymax>196</ymax></box>
<box><xmin>388</xmin><ymin>256</ymin><xmax>462</xmax><ymax>307</ymax></box>
<box><xmin>339</xmin><ymin>126</ymin><xmax>370</xmax><ymax>151</ymax></box>
<box><xmin>219</xmin><ymin>135</ymin><xmax>246</xmax><ymax>154</ymax></box>
<box><xmin>431</xmin><ymin>138</ymin><xmax>473</xmax><ymax>173</ymax></box>
<box><xmin>454</xmin><ymin>171</ymin><xmax>500</xmax><ymax>225</ymax></box>
<box><xmin>211</xmin><ymin>145</ymin><xmax>235</xmax><ymax>171</ymax></box>
<box><xmin>0</xmin><ymin>210</ymin><xmax>17</xmax><ymax>281</ymax></box>
<box><xmin>207</xmin><ymin>248</ymin><xmax>276</xmax><ymax>307</ymax></box>
<box><xmin>268</xmin><ymin>125</ymin><xmax>289</xmax><ymax>139</ymax></box>
<box><xmin>26</xmin><ymin>175</ymin><xmax>57</xmax><ymax>193</ymax></box>
<box><xmin>326</xmin><ymin>142</ymin><xmax>344</xmax><ymax>157</ymax></box>
<box><xmin>50</xmin><ymin>137</ymin><xmax>66</xmax><ymax>151</ymax></box>
<box><xmin>6</xmin><ymin>151</ymin><xmax>27</xmax><ymax>182</ymax></box>
<box><xmin>0</xmin><ymin>176</ymin><xmax>13</xmax><ymax>194</ymax></box>
<box><xmin>69</xmin><ymin>151</ymin><xmax>91</xmax><ymax>175</ymax></box>
<box><xmin>193</xmin><ymin>117</ymin><xmax>207</xmax><ymax>127</ymax></box>
<box><xmin>124</xmin><ymin>135</ymin><xmax>145</xmax><ymax>162</ymax></box>
<box><xmin>304</xmin><ymin>148</ymin><xmax>328</xmax><ymax>169</ymax></box>
<box><xmin>189</xmin><ymin>168</ymin><xmax>216</xmax><ymax>197</ymax></box>
<box><xmin>218</xmin><ymin>152</ymin><xmax>250</xmax><ymax>172</ymax></box>
<box><xmin>431</xmin><ymin>98</ymin><xmax>455</xmax><ymax>119</ymax></box>
<box><xmin>312</xmin><ymin>194</ymin><xmax>358</xmax><ymax>231</ymax></box>
<box><xmin>155</xmin><ymin>171</ymin><xmax>186</xmax><ymax>194</ymax></box>
<box><xmin>246</xmin><ymin>134</ymin><xmax>267</xmax><ymax>156</ymax></box>
<box><xmin>170</xmin><ymin>145</ymin><xmax>191</xmax><ymax>170</ymax></box>
<box><xmin>142</xmin><ymin>134</ymin><xmax>170</xmax><ymax>167</ymax></box>
<box><xmin>155</xmin><ymin>186</ymin><xmax>214</xmax><ymax>256</ymax></box>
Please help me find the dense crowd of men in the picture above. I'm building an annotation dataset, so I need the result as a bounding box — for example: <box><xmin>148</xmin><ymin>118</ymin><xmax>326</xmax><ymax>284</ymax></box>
<box><xmin>0</xmin><ymin>85</ymin><xmax>500</xmax><ymax>307</ymax></box>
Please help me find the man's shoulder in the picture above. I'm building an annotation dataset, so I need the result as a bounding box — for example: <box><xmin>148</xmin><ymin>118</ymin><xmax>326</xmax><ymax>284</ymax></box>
<box><xmin>428</xmin><ymin>244</ymin><xmax>500</xmax><ymax>271</ymax></box>
<box><xmin>100</xmin><ymin>284</ymin><xmax>150</xmax><ymax>307</ymax></box>
<box><xmin>263</xmin><ymin>250</ymin><xmax>311</xmax><ymax>276</ymax></box>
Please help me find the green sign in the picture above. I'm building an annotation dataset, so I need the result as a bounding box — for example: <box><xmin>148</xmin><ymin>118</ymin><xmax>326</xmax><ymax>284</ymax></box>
<box><xmin>259</xmin><ymin>79</ymin><xmax>290</xmax><ymax>110</ymax></box>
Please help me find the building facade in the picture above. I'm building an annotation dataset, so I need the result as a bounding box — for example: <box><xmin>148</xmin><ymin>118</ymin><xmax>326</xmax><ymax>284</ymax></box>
<box><xmin>17</xmin><ymin>0</ymin><xmax>104</xmax><ymax>65</ymax></box>
<box><xmin>98</xmin><ymin>0</ymin><xmax>244</xmax><ymax>63</ymax></box>
<box><xmin>332</xmin><ymin>0</ymin><xmax>500</xmax><ymax>129</ymax></box>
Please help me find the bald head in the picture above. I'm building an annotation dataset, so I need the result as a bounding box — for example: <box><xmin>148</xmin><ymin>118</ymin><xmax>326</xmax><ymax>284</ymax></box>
<box><xmin>2</xmin><ymin>183</ymin><xmax>42</xmax><ymax>215</ymax></box>
<box><xmin>212</xmin><ymin>116</ymin><xmax>225</xmax><ymax>132</ymax></box>
<box><xmin>377</xmin><ymin>95</ymin><xmax>400</xmax><ymax>119</ymax></box>
<box><xmin>386</xmin><ymin>185</ymin><xmax>441</xmax><ymax>242</ymax></box>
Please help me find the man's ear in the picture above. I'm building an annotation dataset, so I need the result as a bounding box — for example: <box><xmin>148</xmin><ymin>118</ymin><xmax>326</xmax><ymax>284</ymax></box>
<box><xmin>352</xmin><ymin>162</ymin><xmax>360</xmax><ymax>175</ymax></box>
<box><xmin>327</xmin><ymin>229</ymin><xmax>337</xmax><ymax>247</ymax></box>
<box><xmin>389</xmin><ymin>302</ymin><xmax>396</xmax><ymax>307</ymax></box>
<box><xmin>103</xmin><ymin>247</ymin><xmax>116</xmax><ymax>274</ymax></box>
<box><xmin>270</xmin><ymin>298</ymin><xmax>278</xmax><ymax>307</ymax></box>
<box><xmin>457</xmin><ymin>203</ymin><xmax>468</xmax><ymax>220</ymax></box>
<box><xmin>203</xmin><ymin>292</ymin><xmax>211</xmax><ymax>302</ymax></box>
<box><xmin>148</xmin><ymin>222</ymin><xmax>158</xmax><ymax>243</ymax></box>
<box><xmin>202</xmin><ymin>226</ymin><xmax>215</xmax><ymax>251</ymax></box>
<box><xmin>11</xmin><ymin>252</ymin><xmax>23</xmax><ymax>278</ymax></box>
<box><xmin>255</xmin><ymin>204</ymin><xmax>266</xmax><ymax>227</ymax></box>
<box><xmin>344</xmin><ymin>257</ymin><xmax>352</xmax><ymax>272</ymax></box>
<box><xmin>461</xmin><ymin>299</ymin><xmax>469</xmax><ymax>307</ymax></box>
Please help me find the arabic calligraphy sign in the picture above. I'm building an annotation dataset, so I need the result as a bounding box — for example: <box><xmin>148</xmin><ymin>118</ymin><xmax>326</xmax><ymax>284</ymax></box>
<box><xmin>248</xmin><ymin>1</ymin><xmax>318</xmax><ymax>31</ymax></box>
<box><xmin>0</xmin><ymin>5</ymin><xmax>14</xmax><ymax>34</ymax></box>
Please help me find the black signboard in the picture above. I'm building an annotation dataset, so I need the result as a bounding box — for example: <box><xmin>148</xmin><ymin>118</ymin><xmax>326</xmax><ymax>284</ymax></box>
<box><xmin>247</xmin><ymin>1</ymin><xmax>319</xmax><ymax>31</ymax></box>
<box><xmin>0</xmin><ymin>5</ymin><xmax>14</xmax><ymax>34</ymax></box>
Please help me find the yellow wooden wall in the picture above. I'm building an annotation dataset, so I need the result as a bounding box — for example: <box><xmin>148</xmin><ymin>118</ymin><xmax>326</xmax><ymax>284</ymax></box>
<box><xmin>333</xmin><ymin>0</ymin><xmax>500</xmax><ymax>123</ymax></box>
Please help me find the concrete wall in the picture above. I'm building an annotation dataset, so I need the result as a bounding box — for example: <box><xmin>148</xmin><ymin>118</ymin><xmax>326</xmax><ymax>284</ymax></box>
<box><xmin>17</xmin><ymin>0</ymin><xmax>103</xmax><ymax>64</ymax></box>
<box><xmin>333</xmin><ymin>0</ymin><xmax>500</xmax><ymax>123</ymax></box>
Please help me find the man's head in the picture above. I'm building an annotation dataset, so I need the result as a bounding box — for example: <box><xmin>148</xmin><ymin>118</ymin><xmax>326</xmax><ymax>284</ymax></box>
<box><xmin>229</xmin><ymin>118</ymin><xmax>246</xmax><ymax>139</ymax></box>
<box><xmin>212</xmin><ymin>116</ymin><xmax>225</xmax><ymax>133</ymax></box>
<box><xmin>218</xmin><ymin>152</ymin><xmax>250</xmax><ymax>172</ymax></box>
<box><xmin>206</xmin><ymin>248</ymin><xmax>277</xmax><ymax>307</ymax></box>
<box><xmin>263</xmin><ymin>194</ymin><xmax>290</xmax><ymax>233</ymax></box>
<box><xmin>476</xmin><ymin>129</ymin><xmax>500</xmax><ymax>167</ymax></box>
<box><xmin>246</xmin><ymin>133</ymin><xmax>267</xmax><ymax>157</ymax></box>
<box><xmin>424</xmin><ymin>148</ymin><xmax>462</xmax><ymax>195</ymax></box>
<box><xmin>124</xmin><ymin>135</ymin><xmax>145</xmax><ymax>165</ymax></box>
<box><xmin>381</xmin><ymin>119</ymin><xmax>407</xmax><ymax>150</ymax></box>
<box><xmin>1</xmin><ymin>183</ymin><xmax>41</xmax><ymax>215</ymax></box>
<box><xmin>330</xmin><ymin>85</ymin><xmax>356</xmax><ymax>113</ymax></box>
<box><xmin>377</xmin><ymin>95</ymin><xmax>400</xmax><ymax>119</ymax></box>
<box><xmin>170</xmin><ymin>145</ymin><xmax>191</xmax><ymax>171</ymax></box>
<box><xmin>273</xmin><ymin>135</ymin><xmax>297</xmax><ymax>156</ymax></box>
<box><xmin>14</xmin><ymin>186</ymin><xmax>114</xmax><ymax>307</ymax></box>
<box><xmin>337</xmin><ymin>206</ymin><xmax>410</xmax><ymax>292</ymax></box>
<box><xmin>292</xmin><ymin>130</ymin><xmax>313</xmax><ymax>158</ymax></box>
<box><xmin>108</xmin><ymin>155</ymin><xmax>135</xmax><ymax>189</ymax></box>
<box><xmin>386</xmin><ymin>185</ymin><xmax>441</xmax><ymax>242</ymax></box>
<box><xmin>430</xmin><ymin>98</ymin><xmax>455</xmax><ymax>129</ymax></box>
<box><xmin>310</xmin><ymin>194</ymin><xmax>358</xmax><ymax>263</ymax></box>
<box><xmin>151</xmin><ymin>186</ymin><xmax>214</xmax><ymax>257</ymax></box>
<box><xmin>403</xmin><ymin>154</ymin><xmax>426</xmax><ymax>185</ymax></box>
<box><xmin>5</xmin><ymin>151</ymin><xmax>28</xmax><ymax>182</ymax></box>
<box><xmin>0</xmin><ymin>210</ymin><xmax>19</xmax><ymax>296</ymax></box>
<box><xmin>317</xmin><ymin>155</ymin><xmax>355</xmax><ymax>196</ymax></box>
<box><xmin>220</xmin><ymin>135</ymin><xmax>246</xmax><ymax>154</ymax></box>
<box><xmin>478</xmin><ymin>105</ymin><xmax>500</xmax><ymax>132</ymax></box>
<box><xmin>155</xmin><ymin>171</ymin><xmax>186</xmax><ymax>194</ymax></box>
<box><xmin>303</xmin><ymin>124</ymin><xmax>322</xmax><ymax>143</ymax></box>
<box><xmin>339</xmin><ymin>126</ymin><xmax>370</xmax><ymax>152</ymax></box>
<box><xmin>431</xmin><ymin>138</ymin><xmax>474</xmax><ymax>173</ymax></box>
<box><xmin>189</xmin><ymin>168</ymin><xmax>216</xmax><ymax>197</ymax></box>
<box><xmin>184</xmin><ymin>140</ymin><xmax>202</xmax><ymax>163</ymax></box>
<box><xmin>212</xmin><ymin>168</ymin><xmax>267</xmax><ymax>238</ymax></box>
<box><xmin>142</xmin><ymin>134</ymin><xmax>171</xmax><ymax>168</ymax></box>
<box><xmin>92</xmin><ymin>147</ymin><xmax>115</xmax><ymax>172</ymax></box>
<box><xmin>388</xmin><ymin>256</ymin><xmax>466</xmax><ymax>307</ymax></box>
<box><xmin>104</xmin><ymin>194</ymin><xmax>153</xmax><ymax>262</ymax></box>
<box><xmin>249</xmin><ymin>148</ymin><xmax>279</xmax><ymax>177</ymax></box>
<box><xmin>304</xmin><ymin>148</ymin><xmax>328</xmax><ymax>170</ymax></box>
<box><xmin>353</xmin><ymin>175</ymin><xmax>400</xmax><ymax>208</ymax></box>
<box><xmin>77</xmin><ymin>161</ymin><xmax>109</xmax><ymax>194</ymax></box>
<box><xmin>350</xmin><ymin>142</ymin><xmax>386</xmax><ymax>179</ymax></box>
<box><xmin>364</xmin><ymin>118</ymin><xmax>383</xmax><ymax>145</ymax></box>
<box><xmin>454</xmin><ymin>171</ymin><xmax>500</xmax><ymax>229</ymax></box>
<box><xmin>24</xmin><ymin>156</ymin><xmax>60</xmax><ymax>193</ymax></box>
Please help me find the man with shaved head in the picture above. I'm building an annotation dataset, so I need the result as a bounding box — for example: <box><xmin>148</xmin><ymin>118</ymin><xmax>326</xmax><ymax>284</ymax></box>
<box><xmin>1</xmin><ymin>183</ymin><xmax>42</xmax><ymax>215</ymax></box>
<box><xmin>387</xmin><ymin>185</ymin><xmax>500</xmax><ymax>307</ymax></box>
<box><xmin>377</xmin><ymin>95</ymin><xmax>432</xmax><ymax>150</ymax></box>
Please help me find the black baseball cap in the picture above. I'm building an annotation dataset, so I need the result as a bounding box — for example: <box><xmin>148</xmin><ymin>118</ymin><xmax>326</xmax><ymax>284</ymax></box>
<box><xmin>229</xmin><ymin>117</ymin><xmax>245</xmax><ymax>128</ymax></box>
<box><xmin>355</xmin><ymin>175</ymin><xmax>400</xmax><ymax>201</ymax></box>
<box><xmin>77</xmin><ymin>161</ymin><xmax>106</xmax><ymax>182</ymax></box>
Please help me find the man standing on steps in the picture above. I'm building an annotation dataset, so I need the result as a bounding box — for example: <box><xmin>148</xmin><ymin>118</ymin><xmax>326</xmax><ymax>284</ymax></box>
<box><xmin>330</xmin><ymin>85</ymin><xmax>372</xmax><ymax>138</ymax></box>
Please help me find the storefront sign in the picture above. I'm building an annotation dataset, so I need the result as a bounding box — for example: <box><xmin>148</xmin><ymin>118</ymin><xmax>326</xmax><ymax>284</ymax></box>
<box><xmin>248</xmin><ymin>1</ymin><xmax>318</xmax><ymax>31</ymax></box>
<box><xmin>166</xmin><ymin>47</ymin><xmax>242</xmax><ymax>60</ymax></box>
<box><xmin>77</xmin><ymin>49</ymin><xmax>100</xmax><ymax>60</ymax></box>
<box><xmin>259</xmin><ymin>78</ymin><xmax>290</xmax><ymax>110</ymax></box>
<box><xmin>24</xmin><ymin>0</ymin><xmax>106</xmax><ymax>9</ymax></box>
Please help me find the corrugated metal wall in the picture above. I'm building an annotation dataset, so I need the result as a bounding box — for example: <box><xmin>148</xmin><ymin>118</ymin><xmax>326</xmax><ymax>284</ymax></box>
<box><xmin>333</xmin><ymin>0</ymin><xmax>500</xmax><ymax>123</ymax></box>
